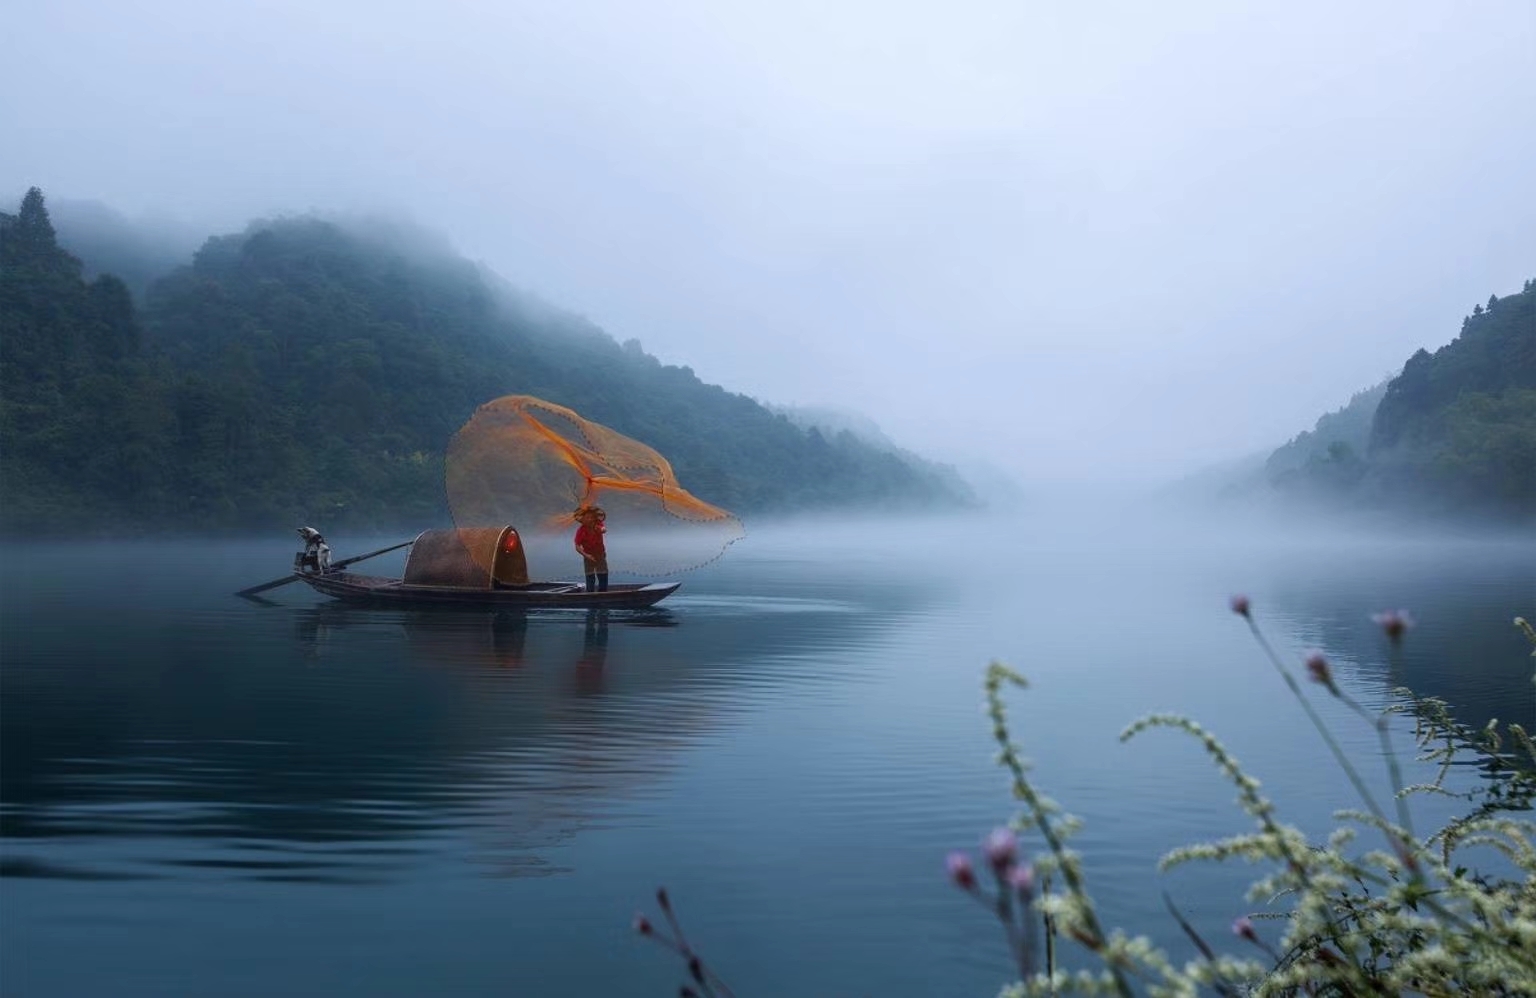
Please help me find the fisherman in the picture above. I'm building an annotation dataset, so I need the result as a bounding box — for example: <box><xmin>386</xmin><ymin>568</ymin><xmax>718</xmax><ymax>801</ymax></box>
<box><xmin>573</xmin><ymin>506</ymin><xmax>608</xmax><ymax>593</ymax></box>
<box><xmin>297</xmin><ymin>526</ymin><xmax>332</xmax><ymax>574</ymax></box>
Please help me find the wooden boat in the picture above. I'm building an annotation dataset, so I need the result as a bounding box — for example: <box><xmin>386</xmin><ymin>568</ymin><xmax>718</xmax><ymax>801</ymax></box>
<box><xmin>288</xmin><ymin>526</ymin><xmax>681</xmax><ymax>609</ymax></box>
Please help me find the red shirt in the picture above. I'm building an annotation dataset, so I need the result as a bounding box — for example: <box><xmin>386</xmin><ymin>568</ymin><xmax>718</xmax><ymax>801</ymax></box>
<box><xmin>575</xmin><ymin>523</ymin><xmax>606</xmax><ymax>558</ymax></box>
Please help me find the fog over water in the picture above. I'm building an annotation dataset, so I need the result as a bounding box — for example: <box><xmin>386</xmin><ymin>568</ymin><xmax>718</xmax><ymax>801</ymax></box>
<box><xmin>3</xmin><ymin>514</ymin><xmax>1532</xmax><ymax>996</ymax></box>
<box><xmin>5</xmin><ymin>0</ymin><xmax>1534</xmax><ymax>485</ymax></box>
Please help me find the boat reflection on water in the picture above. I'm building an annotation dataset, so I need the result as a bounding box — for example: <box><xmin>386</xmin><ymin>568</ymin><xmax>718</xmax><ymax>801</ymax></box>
<box><xmin>575</xmin><ymin>610</ymin><xmax>608</xmax><ymax>695</ymax></box>
<box><xmin>2</xmin><ymin>543</ymin><xmax>900</xmax><ymax>886</ymax></box>
<box><xmin>294</xmin><ymin>604</ymin><xmax>677</xmax><ymax>685</ymax></box>
<box><xmin>0</xmin><ymin>600</ymin><xmax>723</xmax><ymax>882</ymax></box>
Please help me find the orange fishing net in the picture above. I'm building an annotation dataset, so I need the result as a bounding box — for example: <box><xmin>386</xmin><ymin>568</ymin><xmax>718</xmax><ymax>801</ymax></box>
<box><xmin>445</xmin><ymin>395</ymin><xmax>745</xmax><ymax>578</ymax></box>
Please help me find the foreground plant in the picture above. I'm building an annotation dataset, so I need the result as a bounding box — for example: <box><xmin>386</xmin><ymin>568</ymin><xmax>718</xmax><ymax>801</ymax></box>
<box><xmin>636</xmin><ymin>605</ymin><xmax>1536</xmax><ymax>996</ymax></box>
<box><xmin>633</xmin><ymin>887</ymin><xmax>737</xmax><ymax>998</ymax></box>
<box><xmin>953</xmin><ymin>602</ymin><xmax>1536</xmax><ymax>997</ymax></box>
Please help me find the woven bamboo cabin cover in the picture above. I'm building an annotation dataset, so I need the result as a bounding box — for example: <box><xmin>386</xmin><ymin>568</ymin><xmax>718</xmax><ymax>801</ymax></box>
<box><xmin>402</xmin><ymin>527</ymin><xmax>530</xmax><ymax>588</ymax></box>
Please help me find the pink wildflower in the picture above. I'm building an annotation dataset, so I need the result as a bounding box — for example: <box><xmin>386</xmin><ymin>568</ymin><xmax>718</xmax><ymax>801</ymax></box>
<box><xmin>983</xmin><ymin>827</ymin><xmax>1018</xmax><ymax>872</ymax></box>
<box><xmin>1304</xmin><ymin>651</ymin><xmax>1341</xmax><ymax>696</ymax></box>
<box><xmin>1232</xmin><ymin>916</ymin><xmax>1257</xmax><ymax>941</ymax></box>
<box><xmin>1371</xmin><ymin>610</ymin><xmax>1415</xmax><ymax>644</ymax></box>
<box><xmin>1229</xmin><ymin>594</ymin><xmax>1251</xmax><ymax>618</ymax></box>
<box><xmin>946</xmin><ymin>851</ymin><xmax>976</xmax><ymax>890</ymax></box>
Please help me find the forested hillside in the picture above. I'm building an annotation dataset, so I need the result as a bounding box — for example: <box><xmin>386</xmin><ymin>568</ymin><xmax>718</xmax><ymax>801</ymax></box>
<box><xmin>0</xmin><ymin>189</ymin><xmax>974</xmax><ymax>535</ymax></box>
<box><xmin>1366</xmin><ymin>286</ymin><xmax>1536</xmax><ymax>511</ymax></box>
<box><xmin>1262</xmin><ymin>280</ymin><xmax>1535</xmax><ymax>519</ymax></box>
<box><xmin>0</xmin><ymin>189</ymin><xmax>159</xmax><ymax>528</ymax></box>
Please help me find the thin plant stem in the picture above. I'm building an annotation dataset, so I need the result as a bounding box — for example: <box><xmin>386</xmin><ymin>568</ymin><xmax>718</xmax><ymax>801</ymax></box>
<box><xmin>1247</xmin><ymin>620</ymin><xmax>1393</xmax><ymax>833</ymax></box>
<box><xmin>991</xmin><ymin>872</ymin><xmax>1033</xmax><ymax>981</ymax></box>
<box><xmin>1335</xmin><ymin>687</ymin><xmax>1417</xmax><ymax>852</ymax></box>
<box><xmin>650</xmin><ymin>890</ymin><xmax>737</xmax><ymax>998</ymax></box>
<box><xmin>1042</xmin><ymin>871</ymin><xmax>1057</xmax><ymax>993</ymax></box>
<box><xmin>1160</xmin><ymin>893</ymin><xmax>1239</xmax><ymax>998</ymax></box>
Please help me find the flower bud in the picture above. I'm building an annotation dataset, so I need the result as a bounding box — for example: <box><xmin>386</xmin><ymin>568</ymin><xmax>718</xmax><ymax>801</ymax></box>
<box><xmin>1371</xmin><ymin>610</ymin><xmax>1414</xmax><ymax>644</ymax></box>
<box><xmin>1229</xmin><ymin>594</ymin><xmax>1251</xmax><ymax>618</ymax></box>
<box><xmin>983</xmin><ymin>827</ymin><xmax>1018</xmax><ymax>872</ymax></box>
<box><xmin>946</xmin><ymin>851</ymin><xmax>976</xmax><ymax>890</ymax></box>
<box><xmin>1232</xmin><ymin>916</ymin><xmax>1256</xmax><ymax>941</ymax></box>
<box><xmin>1304</xmin><ymin>651</ymin><xmax>1332</xmax><ymax>687</ymax></box>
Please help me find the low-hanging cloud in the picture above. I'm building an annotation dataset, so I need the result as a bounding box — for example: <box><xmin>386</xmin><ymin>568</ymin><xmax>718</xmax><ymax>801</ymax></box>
<box><xmin>5</xmin><ymin>0</ymin><xmax>1533</xmax><ymax>486</ymax></box>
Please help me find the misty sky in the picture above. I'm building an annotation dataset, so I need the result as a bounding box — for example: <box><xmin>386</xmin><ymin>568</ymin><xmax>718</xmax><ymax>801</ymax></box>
<box><xmin>5</xmin><ymin>0</ymin><xmax>1534</xmax><ymax>485</ymax></box>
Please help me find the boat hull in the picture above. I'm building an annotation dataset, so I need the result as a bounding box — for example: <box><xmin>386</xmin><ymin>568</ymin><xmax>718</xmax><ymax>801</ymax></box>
<box><xmin>295</xmin><ymin>571</ymin><xmax>680</xmax><ymax>609</ymax></box>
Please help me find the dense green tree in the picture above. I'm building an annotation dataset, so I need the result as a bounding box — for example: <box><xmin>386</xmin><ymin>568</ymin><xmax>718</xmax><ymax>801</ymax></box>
<box><xmin>13</xmin><ymin>187</ymin><xmax>57</xmax><ymax>254</ymax></box>
<box><xmin>0</xmin><ymin>188</ymin><xmax>165</xmax><ymax>529</ymax></box>
<box><xmin>1371</xmin><ymin>283</ymin><xmax>1535</xmax><ymax>455</ymax></box>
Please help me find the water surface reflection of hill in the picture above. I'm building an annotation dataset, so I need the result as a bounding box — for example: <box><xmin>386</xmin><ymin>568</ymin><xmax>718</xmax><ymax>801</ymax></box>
<box><xmin>1260</xmin><ymin>538</ymin><xmax>1535</xmax><ymax>733</ymax></box>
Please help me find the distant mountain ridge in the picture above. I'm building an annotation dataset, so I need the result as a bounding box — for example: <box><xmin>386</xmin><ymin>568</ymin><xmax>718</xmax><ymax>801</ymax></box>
<box><xmin>765</xmin><ymin>403</ymin><xmax>901</xmax><ymax>451</ymax></box>
<box><xmin>0</xmin><ymin>188</ymin><xmax>976</xmax><ymax>535</ymax></box>
<box><xmin>764</xmin><ymin>402</ymin><xmax>979</xmax><ymax>504</ymax></box>
<box><xmin>1266</xmin><ymin>380</ymin><xmax>1390</xmax><ymax>481</ymax></box>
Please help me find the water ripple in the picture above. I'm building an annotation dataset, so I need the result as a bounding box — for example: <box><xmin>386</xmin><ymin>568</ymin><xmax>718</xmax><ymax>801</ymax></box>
<box><xmin>3</xmin><ymin>531</ymin><xmax>1532</xmax><ymax>998</ymax></box>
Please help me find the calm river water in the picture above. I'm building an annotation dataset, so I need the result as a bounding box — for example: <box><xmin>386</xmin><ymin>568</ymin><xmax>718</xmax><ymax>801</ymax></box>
<box><xmin>2</xmin><ymin>510</ymin><xmax>1532</xmax><ymax>997</ymax></box>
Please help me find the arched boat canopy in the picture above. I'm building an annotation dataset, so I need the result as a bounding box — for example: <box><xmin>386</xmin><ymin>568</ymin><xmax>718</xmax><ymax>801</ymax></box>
<box><xmin>402</xmin><ymin>526</ymin><xmax>530</xmax><ymax>588</ymax></box>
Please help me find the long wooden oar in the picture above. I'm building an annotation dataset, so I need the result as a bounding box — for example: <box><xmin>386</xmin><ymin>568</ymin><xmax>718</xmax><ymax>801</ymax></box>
<box><xmin>235</xmin><ymin>539</ymin><xmax>416</xmax><ymax>598</ymax></box>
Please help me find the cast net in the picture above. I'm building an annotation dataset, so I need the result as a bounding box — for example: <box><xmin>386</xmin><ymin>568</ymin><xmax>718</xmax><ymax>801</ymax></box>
<box><xmin>445</xmin><ymin>395</ymin><xmax>745</xmax><ymax>578</ymax></box>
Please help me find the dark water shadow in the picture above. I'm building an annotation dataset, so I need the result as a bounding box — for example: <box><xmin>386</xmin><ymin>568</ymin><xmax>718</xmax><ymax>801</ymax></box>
<box><xmin>1262</xmin><ymin>540</ymin><xmax>1535</xmax><ymax>733</ymax></box>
